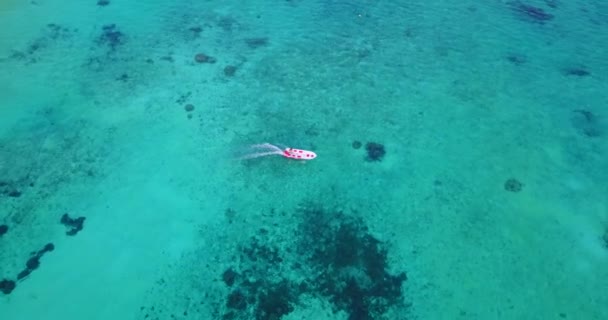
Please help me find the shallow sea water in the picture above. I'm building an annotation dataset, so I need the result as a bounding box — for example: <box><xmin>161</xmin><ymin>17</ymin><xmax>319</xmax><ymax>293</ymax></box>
<box><xmin>1</xmin><ymin>1</ymin><xmax>607</xmax><ymax>319</ymax></box>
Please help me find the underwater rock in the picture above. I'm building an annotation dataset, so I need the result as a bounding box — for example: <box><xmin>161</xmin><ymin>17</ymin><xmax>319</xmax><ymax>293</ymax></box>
<box><xmin>16</xmin><ymin>243</ymin><xmax>54</xmax><ymax>281</ymax></box>
<box><xmin>176</xmin><ymin>92</ymin><xmax>192</xmax><ymax>105</ymax></box>
<box><xmin>365</xmin><ymin>142</ymin><xmax>386</xmax><ymax>161</ymax></box>
<box><xmin>7</xmin><ymin>23</ymin><xmax>74</xmax><ymax>65</ymax></box>
<box><xmin>0</xmin><ymin>224</ymin><xmax>8</xmax><ymax>236</ymax></box>
<box><xmin>0</xmin><ymin>279</ymin><xmax>16</xmax><ymax>295</ymax></box>
<box><xmin>97</xmin><ymin>24</ymin><xmax>124</xmax><ymax>51</ymax></box>
<box><xmin>223</xmin><ymin>65</ymin><xmax>237</xmax><ymax>77</ymax></box>
<box><xmin>504</xmin><ymin>178</ymin><xmax>523</xmax><ymax>192</ymax></box>
<box><xmin>184</xmin><ymin>104</ymin><xmax>195</xmax><ymax>112</ymax></box>
<box><xmin>562</xmin><ymin>67</ymin><xmax>590</xmax><ymax>77</ymax></box>
<box><xmin>222</xmin><ymin>268</ymin><xmax>238</xmax><ymax>287</ymax></box>
<box><xmin>227</xmin><ymin>290</ymin><xmax>248</xmax><ymax>310</ymax></box>
<box><xmin>159</xmin><ymin>56</ymin><xmax>174</xmax><ymax>62</ymax></box>
<box><xmin>46</xmin><ymin>23</ymin><xmax>73</xmax><ymax>41</ymax></box>
<box><xmin>508</xmin><ymin>1</ymin><xmax>554</xmax><ymax>23</ymax></box>
<box><xmin>506</xmin><ymin>53</ymin><xmax>527</xmax><ymax>65</ymax></box>
<box><xmin>189</xmin><ymin>26</ymin><xmax>202</xmax><ymax>34</ymax></box>
<box><xmin>571</xmin><ymin>109</ymin><xmax>602</xmax><ymax>137</ymax></box>
<box><xmin>7</xmin><ymin>190</ymin><xmax>22</xmax><ymax>197</ymax></box>
<box><xmin>352</xmin><ymin>140</ymin><xmax>362</xmax><ymax>149</ymax></box>
<box><xmin>255</xmin><ymin>281</ymin><xmax>294</xmax><ymax>319</ymax></box>
<box><xmin>1</xmin><ymin>180</ymin><xmax>25</xmax><ymax>198</ymax></box>
<box><xmin>245</xmin><ymin>37</ymin><xmax>269</xmax><ymax>49</ymax></box>
<box><xmin>60</xmin><ymin>213</ymin><xmax>86</xmax><ymax>236</ymax></box>
<box><xmin>218</xmin><ymin>17</ymin><xmax>237</xmax><ymax>32</ymax></box>
<box><xmin>116</xmin><ymin>73</ymin><xmax>129</xmax><ymax>82</ymax></box>
<box><xmin>97</xmin><ymin>0</ymin><xmax>110</xmax><ymax>6</ymax></box>
<box><xmin>194</xmin><ymin>53</ymin><xmax>216</xmax><ymax>64</ymax></box>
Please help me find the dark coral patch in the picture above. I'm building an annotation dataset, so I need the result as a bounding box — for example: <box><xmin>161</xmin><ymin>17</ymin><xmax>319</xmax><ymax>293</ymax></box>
<box><xmin>116</xmin><ymin>73</ymin><xmax>129</xmax><ymax>82</ymax></box>
<box><xmin>7</xmin><ymin>190</ymin><xmax>22</xmax><ymax>197</ymax></box>
<box><xmin>365</xmin><ymin>142</ymin><xmax>386</xmax><ymax>162</ymax></box>
<box><xmin>506</xmin><ymin>53</ymin><xmax>527</xmax><ymax>65</ymax></box>
<box><xmin>255</xmin><ymin>281</ymin><xmax>294</xmax><ymax>320</ymax></box>
<box><xmin>218</xmin><ymin>17</ymin><xmax>238</xmax><ymax>32</ymax></box>
<box><xmin>189</xmin><ymin>26</ymin><xmax>202</xmax><ymax>34</ymax></box>
<box><xmin>60</xmin><ymin>213</ymin><xmax>86</xmax><ymax>236</ymax></box>
<box><xmin>241</xmin><ymin>237</ymin><xmax>282</xmax><ymax>265</ymax></box>
<box><xmin>222</xmin><ymin>268</ymin><xmax>238</xmax><ymax>287</ymax></box>
<box><xmin>0</xmin><ymin>224</ymin><xmax>8</xmax><ymax>236</ymax></box>
<box><xmin>352</xmin><ymin>140</ymin><xmax>362</xmax><ymax>149</ymax></box>
<box><xmin>222</xmin><ymin>236</ymin><xmax>293</xmax><ymax>319</ymax></box>
<box><xmin>602</xmin><ymin>227</ymin><xmax>608</xmax><ymax>249</ymax></box>
<box><xmin>46</xmin><ymin>24</ymin><xmax>74</xmax><ymax>41</ymax></box>
<box><xmin>194</xmin><ymin>53</ymin><xmax>217</xmax><ymax>64</ymax></box>
<box><xmin>8</xmin><ymin>23</ymin><xmax>74</xmax><ymax>65</ymax></box>
<box><xmin>26</xmin><ymin>256</ymin><xmax>40</xmax><ymax>269</ymax></box>
<box><xmin>0</xmin><ymin>279</ymin><xmax>16</xmax><ymax>295</ymax></box>
<box><xmin>571</xmin><ymin>109</ymin><xmax>602</xmax><ymax>137</ymax></box>
<box><xmin>184</xmin><ymin>104</ymin><xmax>195</xmax><ymax>112</ymax></box>
<box><xmin>227</xmin><ymin>290</ymin><xmax>248</xmax><ymax>310</ymax></box>
<box><xmin>176</xmin><ymin>92</ymin><xmax>192</xmax><ymax>105</ymax></box>
<box><xmin>504</xmin><ymin>178</ymin><xmax>523</xmax><ymax>192</ymax></box>
<box><xmin>224</xmin><ymin>65</ymin><xmax>237</xmax><ymax>77</ymax></box>
<box><xmin>244</xmin><ymin>37</ymin><xmax>268</xmax><ymax>49</ymax></box>
<box><xmin>97</xmin><ymin>24</ymin><xmax>125</xmax><ymax>51</ymax></box>
<box><xmin>16</xmin><ymin>243</ymin><xmax>54</xmax><ymax>281</ymax></box>
<box><xmin>297</xmin><ymin>205</ymin><xmax>407</xmax><ymax>319</ymax></box>
<box><xmin>217</xmin><ymin>203</ymin><xmax>408</xmax><ymax>319</ymax></box>
<box><xmin>562</xmin><ymin>67</ymin><xmax>590</xmax><ymax>77</ymax></box>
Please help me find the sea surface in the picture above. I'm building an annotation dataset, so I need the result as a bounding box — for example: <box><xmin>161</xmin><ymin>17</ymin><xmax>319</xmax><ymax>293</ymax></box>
<box><xmin>1</xmin><ymin>1</ymin><xmax>607</xmax><ymax>319</ymax></box>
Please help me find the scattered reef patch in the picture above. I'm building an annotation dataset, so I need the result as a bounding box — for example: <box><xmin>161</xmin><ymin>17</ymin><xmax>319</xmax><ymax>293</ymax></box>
<box><xmin>1</xmin><ymin>180</ymin><xmax>24</xmax><ymax>198</ymax></box>
<box><xmin>602</xmin><ymin>227</ymin><xmax>608</xmax><ymax>249</ymax></box>
<box><xmin>571</xmin><ymin>109</ymin><xmax>602</xmax><ymax>138</ymax></box>
<box><xmin>17</xmin><ymin>243</ymin><xmax>54</xmax><ymax>280</ymax></box>
<box><xmin>8</xmin><ymin>23</ymin><xmax>75</xmax><ymax>64</ymax></box>
<box><xmin>504</xmin><ymin>178</ymin><xmax>524</xmax><ymax>192</ymax></box>
<box><xmin>224</xmin><ymin>65</ymin><xmax>237</xmax><ymax>77</ymax></box>
<box><xmin>245</xmin><ymin>37</ymin><xmax>269</xmax><ymax>49</ymax></box>
<box><xmin>60</xmin><ymin>213</ymin><xmax>86</xmax><ymax>236</ymax></box>
<box><xmin>350</xmin><ymin>141</ymin><xmax>386</xmax><ymax>161</ymax></box>
<box><xmin>2</xmin><ymin>243</ymin><xmax>55</xmax><ymax>295</ymax></box>
<box><xmin>562</xmin><ymin>66</ymin><xmax>591</xmax><ymax>77</ymax></box>
<box><xmin>0</xmin><ymin>279</ymin><xmax>16</xmax><ymax>295</ymax></box>
<box><xmin>96</xmin><ymin>24</ymin><xmax>125</xmax><ymax>52</ymax></box>
<box><xmin>194</xmin><ymin>52</ymin><xmax>217</xmax><ymax>64</ymax></box>
<box><xmin>217</xmin><ymin>16</ymin><xmax>239</xmax><ymax>32</ymax></box>
<box><xmin>506</xmin><ymin>53</ymin><xmax>527</xmax><ymax>65</ymax></box>
<box><xmin>214</xmin><ymin>203</ymin><xmax>408</xmax><ymax>319</ymax></box>
<box><xmin>176</xmin><ymin>92</ymin><xmax>192</xmax><ymax>105</ymax></box>
<box><xmin>297</xmin><ymin>204</ymin><xmax>407</xmax><ymax>319</ymax></box>
<box><xmin>365</xmin><ymin>142</ymin><xmax>386</xmax><ymax>162</ymax></box>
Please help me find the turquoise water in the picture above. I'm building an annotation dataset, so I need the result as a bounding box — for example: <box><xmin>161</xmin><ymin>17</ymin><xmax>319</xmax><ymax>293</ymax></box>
<box><xmin>1</xmin><ymin>0</ymin><xmax>607</xmax><ymax>319</ymax></box>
